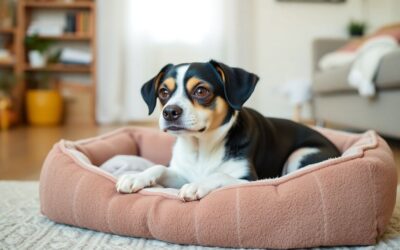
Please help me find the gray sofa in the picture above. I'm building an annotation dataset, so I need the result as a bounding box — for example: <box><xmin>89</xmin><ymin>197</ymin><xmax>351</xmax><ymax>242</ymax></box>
<box><xmin>312</xmin><ymin>38</ymin><xmax>400</xmax><ymax>139</ymax></box>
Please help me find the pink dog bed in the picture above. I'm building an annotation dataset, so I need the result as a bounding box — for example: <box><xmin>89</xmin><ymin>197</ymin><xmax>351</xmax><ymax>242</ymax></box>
<box><xmin>39</xmin><ymin>127</ymin><xmax>397</xmax><ymax>249</ymax></box>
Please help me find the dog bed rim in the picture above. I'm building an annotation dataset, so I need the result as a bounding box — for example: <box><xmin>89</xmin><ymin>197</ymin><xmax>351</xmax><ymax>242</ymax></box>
<box><xmin>58</xmin><ymin>126</ymin><xmax>380</xmax><ymax>199</ymax></box>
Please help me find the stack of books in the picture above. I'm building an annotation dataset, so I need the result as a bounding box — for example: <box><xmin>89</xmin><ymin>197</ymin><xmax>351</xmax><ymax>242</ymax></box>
<box><xmin>60</xmin><ymin>48</ymin><xmax>92</xmax><ymax>65</ymax></box>
<box><xmin>65</xmin><ymin>11</ymin><xmax>91</xmax><ymax>35</ymax></box>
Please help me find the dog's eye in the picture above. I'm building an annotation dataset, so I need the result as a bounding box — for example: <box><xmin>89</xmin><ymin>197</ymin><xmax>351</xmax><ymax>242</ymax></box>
<box><xmin>193</xmin><ymin>86</ymin><xmax>210</xmax><ymax>99</ymax></box>
<box><xmin>158</xmin><ymin>88</ymin><xmax>170</xmax><ymax>99</ymax></box>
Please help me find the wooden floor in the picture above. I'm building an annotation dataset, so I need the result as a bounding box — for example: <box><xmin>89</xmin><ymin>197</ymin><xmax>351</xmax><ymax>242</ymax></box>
<box><xmin>0</xmin><ymin>125</ymin><xmax>119</xmax><ymax>180</ymax></box>
<box><xmin>0</xmin><ymin>124</ymin><xmax>399</xmax><ymax>181</ymax></box>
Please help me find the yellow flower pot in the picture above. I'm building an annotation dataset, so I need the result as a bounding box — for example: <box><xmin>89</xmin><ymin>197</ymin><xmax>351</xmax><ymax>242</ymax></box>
<box><xmin>0</xmin><ymin>97</ymin><xmax>12</xmax><ymax>130</ymax></box>
<box><xmin>26</xmin><ymin>90</ymin><xmax>63</xmax><ymax>126</ymax></box>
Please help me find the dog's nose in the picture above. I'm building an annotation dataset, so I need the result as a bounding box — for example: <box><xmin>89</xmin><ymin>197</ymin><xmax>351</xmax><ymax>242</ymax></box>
<box><xmin>163</xmin><ymin>105</ymin><xmax>183</xmax><ymax>121</ymax></box>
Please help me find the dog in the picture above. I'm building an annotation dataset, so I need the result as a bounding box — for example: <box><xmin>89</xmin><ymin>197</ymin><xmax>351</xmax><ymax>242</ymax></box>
<box><xmin>113</xmin><ymin>60</ymin><xmax>341</xmax><ymax>201</ymax></box>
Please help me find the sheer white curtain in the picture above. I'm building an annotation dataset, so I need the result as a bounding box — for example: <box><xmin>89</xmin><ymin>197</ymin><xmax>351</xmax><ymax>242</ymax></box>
<box><xmin>97</xmin><ymin>0</ymin><xmax>256</xmax><ymax>124</ymax></box>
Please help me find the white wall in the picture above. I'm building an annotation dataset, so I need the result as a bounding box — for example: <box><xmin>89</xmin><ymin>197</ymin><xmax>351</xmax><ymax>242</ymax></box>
<box><xmin>94</xmin><ymin>0</ymin><xmax>400</xmax><ymax>122</ymax></box>
<box><xmin>248</xmin><ymin>0</ymin><xmax>400</xmax><ymax>119</ymax></box>
<box><xmin>367</xmin><ymin>0</ymin><xmax>400</xmax><ymax>31</ymax></box>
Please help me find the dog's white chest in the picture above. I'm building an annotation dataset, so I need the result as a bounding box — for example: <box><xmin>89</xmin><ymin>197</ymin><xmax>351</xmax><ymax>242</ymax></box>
<box><xmin>169</xmin><ymin>137</ymin><xmax>248</xmax><ymax>182</ymax></box>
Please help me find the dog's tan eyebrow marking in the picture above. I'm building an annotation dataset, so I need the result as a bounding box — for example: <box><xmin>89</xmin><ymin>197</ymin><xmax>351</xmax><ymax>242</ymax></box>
<box><xmin>186</xmin><ymin>77</ymin><xmax>204</xmax><ymax>93</ymax></box>
<box><xmin>161</xmin><ymin>77</ymin><xmax>176</xmax><ymax>91</ymax></box>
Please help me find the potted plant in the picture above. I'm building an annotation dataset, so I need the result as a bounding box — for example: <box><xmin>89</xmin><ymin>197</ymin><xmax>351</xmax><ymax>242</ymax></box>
<box><xmin>0</xmin><ymin>72</ymin><xmax>18</xmax><ymax>129</ymax></box>
<box><xmin>25</xmin><ymin>34</ymin><xmax>53</xmax><ymax>68</ymax></box>
<box><xmin>347</xmin><ymin>20</ymin><xmax>366</xmax><ymax>37</ymax></box>
<box><xmin>26</xmin><ymin>73</ymin><xmax>63</xmax><ymax>126</ymax></box>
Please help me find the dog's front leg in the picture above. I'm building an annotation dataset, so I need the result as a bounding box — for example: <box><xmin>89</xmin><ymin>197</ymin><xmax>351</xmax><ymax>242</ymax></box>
<box><xmin>116</xmin><ymin>165</ymin><xmax>187</xmax><ymax>193</ymax></box>
<box><xmin>179</xmin><ymin>173</ymin><xmax>248</xmax><ymax>201</ymax></box>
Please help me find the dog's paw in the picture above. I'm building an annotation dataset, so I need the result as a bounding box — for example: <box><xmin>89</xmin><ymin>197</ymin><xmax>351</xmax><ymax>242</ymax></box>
<box><xmin>116</xmin><ymin>173</ymin><xmax>156</xmax><ymax>193</ymax></box>
<box><xmin>178</xmin><ymin>183</ymin><xmax>214</xmax><ymax>202</ymax></box>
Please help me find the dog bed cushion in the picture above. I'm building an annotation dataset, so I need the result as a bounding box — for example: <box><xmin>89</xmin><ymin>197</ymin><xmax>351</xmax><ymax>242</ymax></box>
<box><xmin>39</xmin><ymin>127</ymin><xmax>397</xmax><ymax>249</ymax></box>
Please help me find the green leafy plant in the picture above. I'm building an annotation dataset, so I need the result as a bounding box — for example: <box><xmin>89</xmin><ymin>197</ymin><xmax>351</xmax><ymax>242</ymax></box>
<box><xmin>25</xmin><ymin>34</ymin><xmax>54</xmax><ymax>54</ymax></box>
<box><xmin>348</xmin><ymin>20</ymin><xmax>366</xmax><ymax>37</ymax></box>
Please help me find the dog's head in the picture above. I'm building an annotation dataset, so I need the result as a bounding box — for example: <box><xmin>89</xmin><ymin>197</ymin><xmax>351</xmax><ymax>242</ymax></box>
<box><xmin>141</xmin><ymin>60</ymin><xmax>259</xmax><ymax>135</ymax></box>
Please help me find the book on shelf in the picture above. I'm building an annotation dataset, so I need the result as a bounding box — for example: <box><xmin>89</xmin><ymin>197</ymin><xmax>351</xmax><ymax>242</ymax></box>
<box><xmin>65</xmin><ymin>12</ymin><xmax>76</xmax><ymax>33</ymax></box>
<box><xmin>64</xmin><ymin>11</ymin><xmax>91</xmax><ymax>35</ymax></box>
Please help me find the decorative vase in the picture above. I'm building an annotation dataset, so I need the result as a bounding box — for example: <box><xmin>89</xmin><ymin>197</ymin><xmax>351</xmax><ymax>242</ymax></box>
<box><xmin>28</xmin><ymin>50</ymin><xmax>46</xmax><ymax>68</ymax></box>
<box><xmin>0</xmin><ymin>95</ymin><xmax>12</xmax><ymax>130</ymax></box>
<box><xmin>26</xmin><ymin>89</ymin><xmax>63</xmax><ymax>126</ymax></box>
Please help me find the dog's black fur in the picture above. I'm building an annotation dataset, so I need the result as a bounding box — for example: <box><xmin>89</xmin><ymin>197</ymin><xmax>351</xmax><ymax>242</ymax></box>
<box><xmin>226</xmin><ymin>108</ymin><xmax>341</xmax><ymax>180</ymax></box>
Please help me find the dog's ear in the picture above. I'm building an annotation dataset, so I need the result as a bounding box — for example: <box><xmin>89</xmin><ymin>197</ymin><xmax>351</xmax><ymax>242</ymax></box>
<box><xmin>209</xmin><ymin>59</ymin><xmax>259</xmax><ymax>110</ymax></box>
<box><xmin>141</xmin><ymin>64</ymin><xmax>174</xmax><ymax>115</ymax></box>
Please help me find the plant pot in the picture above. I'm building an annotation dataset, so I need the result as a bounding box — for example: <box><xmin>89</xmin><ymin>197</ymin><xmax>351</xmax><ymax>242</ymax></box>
<box><xmin>26</xmin><ymin>90</ymin><xmax>63</xmax><ymax>126</ymax></box>
<box><xmin>0</xmin><ymin>95</ymin><xmax>12</xmax><ymax>130</ymax></box>
<box><xmin>28</xmin><ymin>50</ymin><xmax>46</xmax><ymax>68</ymax></box>
<box><xmin>349</xmin><ymin>30</ymin><xmax>364</xmax><ymax>37</ymax></box>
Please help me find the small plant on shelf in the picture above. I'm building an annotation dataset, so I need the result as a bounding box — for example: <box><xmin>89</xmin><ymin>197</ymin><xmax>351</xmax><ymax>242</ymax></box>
<box><xmin>25</xmin><ymin>34</ymin><xmax>54</xmax><ymax>68</ymax></box>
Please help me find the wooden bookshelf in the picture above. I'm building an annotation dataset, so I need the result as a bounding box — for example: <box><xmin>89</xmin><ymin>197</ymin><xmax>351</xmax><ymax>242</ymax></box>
<box><xmin>0</xmin><ymin>0</ymin><xmax>97</xmax><ymax>125</ymax></box>
<box><xmin>0</xmin><ymin>28</ymin><xmax>16</xmax><ymax>34</ymax></box>
<box><xmin>37</xmin><ymin>34</ymin><xmax>92</xmax><ymax>41</ymax></box>
<box><xmin>0</xmin><ymin>60</ymin><xmax>15</xmax><ymax>67</ymax></box>
<box><xmin>0</xmin><ymin>30</ymin><xmax>19</xmax><ymax>124</ymax></box>
<box><xmin>61</xmin><ymin>81</ymin><xmax>92</xmax><ymax>92</ymax></box>
<box><xmin>13</xmin><ymin>0</ymin><xmax>97</xmax><ymax>125</ymax></box>
<box><xmin>24</xmin><ymin>1</ymin><xmax>94</xmax><ymax>9</ymax></box>
<box><xmin>24</xmin><ymin>63</ymin><xmax>92</xmax><ymax>73</ymax></box>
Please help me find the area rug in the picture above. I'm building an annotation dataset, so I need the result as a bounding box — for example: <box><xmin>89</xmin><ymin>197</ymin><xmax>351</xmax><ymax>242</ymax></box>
<box><xmin>1</xmin><ymin>181</ymin><xmax>400</xmax><ymax>250</ymax></box>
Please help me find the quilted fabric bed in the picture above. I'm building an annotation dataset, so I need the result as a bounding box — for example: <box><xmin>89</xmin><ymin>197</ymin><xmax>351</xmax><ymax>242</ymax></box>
<box><xmin>39</xmin><ymin>126</ymin><xmax>397</xmax><ymax>249</ymax></box>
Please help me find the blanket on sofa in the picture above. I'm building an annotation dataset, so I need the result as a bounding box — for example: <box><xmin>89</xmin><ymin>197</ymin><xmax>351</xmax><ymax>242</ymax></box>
<box><xmin>318</xmin><ymin>35</ymin><xmax>399</xmax><ymax>97</ymax></box>
<box><xmin>1</xmin><ymin>181</ymin><xmax>400</xmax><ymax>250</ymax></box>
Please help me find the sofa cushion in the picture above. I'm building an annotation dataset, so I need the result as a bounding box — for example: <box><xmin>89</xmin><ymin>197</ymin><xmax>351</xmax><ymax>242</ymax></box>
<box><xmin>376</xmin><ymin>50</ymin><xmax>400</xmax><ymax>88</ymax></box>
<box><xmin>313</xmin><ymin>64</ymin><xmax>353</xmax><ymax>94</ymax></box>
